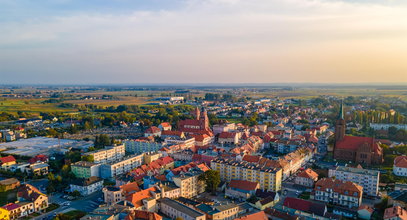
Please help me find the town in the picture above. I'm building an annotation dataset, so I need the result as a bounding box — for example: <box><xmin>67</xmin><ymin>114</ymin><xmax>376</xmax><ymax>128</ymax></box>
<box><xmin>0</xmin><ymin>86</ymin><xmax>406</xmax><ymax>220</ymax></box>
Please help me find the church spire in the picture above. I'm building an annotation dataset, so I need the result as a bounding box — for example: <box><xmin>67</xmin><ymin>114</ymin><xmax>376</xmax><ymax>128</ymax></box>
<box><xmin>338</xmin><ymin>99</ymin><xmax>344</xmax><ymax>120</ymax></box>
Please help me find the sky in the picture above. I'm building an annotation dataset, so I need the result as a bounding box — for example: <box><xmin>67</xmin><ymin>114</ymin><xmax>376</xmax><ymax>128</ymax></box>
<box><xmin>0</xmin><ymin>0</ymin><xmax>407</xmax><ymax>84</ymax></box>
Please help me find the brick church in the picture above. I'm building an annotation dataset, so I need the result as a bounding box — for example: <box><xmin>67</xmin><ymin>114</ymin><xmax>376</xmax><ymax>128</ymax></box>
<box><xmin>178</xmin><ymin>107</ymin><xmax>213</xmax><ymax>136</ymax></box>
<box><xmin>333</xmin><ymin>101</ymin><xmax>383</xmax><ymax>165</ymax></box>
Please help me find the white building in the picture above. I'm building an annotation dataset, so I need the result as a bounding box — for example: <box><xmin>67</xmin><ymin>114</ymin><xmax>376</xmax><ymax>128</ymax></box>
<box><xmin>159</xmin><ymin>198</ymin><xmax>206</xmax><ymax>220</ymax></box>
<box><xmin>100</xmin><ymin>154</ymin><xmax>145</xmax><ymax>179</ymax></box>
<box><xmin>124</xmin><ymin>139</ymin><xmax>162</xmax><ymax>154</ymax></box>
<box><xmin>83</xmin><ymin>144</ymin><xmax>125</xmax><ymax>164</ymax></box>
<box><xmin>70</xmin><ymin>176</ymin><xmax>104</xmax><ymax>196</ymax></box>
<box><xmin>370</xmin><ymin>123</ymin><xmax>407</xmax><ymax>131</ymax></box>
<box><xmin>329</xmin><ymin>165</ymin><xmax>380</xmax><ymax>197</ymax></box>
<box><xmin>394</xmin><ymin>156</ymin><xmax>407</xmax><ymax>177</ymax></box>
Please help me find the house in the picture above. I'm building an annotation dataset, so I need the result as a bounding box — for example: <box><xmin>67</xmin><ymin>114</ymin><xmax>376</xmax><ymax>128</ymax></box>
<box><xmin>29</xmin><ymin>162</ymin><xmax>49</xmax><ymax>176</ymax></box>
<box><xmin>264</xmin><ymin>208</ymin><xmax>299</xmax><ymax>220</ymax></box>
<box><xmin>0</xmin><ymin>207</ymin><xmax>10</xmax><ymax>220</ymax></box>
<box><xmin>329</xmin><ymin>165</ymin><xmax>380</xmax><ymax>197</ymax></box>
<box><xmin>358</xmin><ymin>205</ymin><xmax>374</xmax><ymax>220</ymax></box>
<box><xmin>103</xmin><ymin>182</ymin><xmax>141</xmax><ymax>205</ymax></box>
<box><xmin>126</xmin><ymin>187</ymin><xmax>159</xmax><ymax>211</ymax></box>
<box><xmin>158</xmin><ymin>122</ymin><xmax>172</xmax><ymax>131</ymax></box>
<box><xmin>28</xmin><ymin>155</ymin><xmax>48</xmax><ymax>164</ymax></box>
<box><xmin>191</xmin><ymin>134</ymin><xmax>213</xmax><ymax>147</ymax></box>
<box><xmin>218</xmin><ymin>132</ymin><xmax>239</xmax><ymax>145</ymax></box>
<box><xmin>125</xmin><ymin>210</ymin><xmax>162</xmax><ymax>220</ymax></box>
<box><xmin>313</xmin><ymin>178</ymin><xmax>363</xmax><ymax>208</ymax></box>
<box><xmin>17</xmin><ymin>184</ymin><xmax>48</xmax><ymax>212</ymax></box>
<box><xmin>225</xmin><ymin>180</ymin><xmax>260</xmax><ymax>200</ymax></box>
<box><xmin>0</xmin><ymin>156</ymin><xmax>16</xmax><ymax>169</ymax></box>
<box><xmin>234</xmin><ymin>211</ymin><xmax>268</xmax><ymax>220</ymax></box>
<box><xmin>384</xmin><ymin>206</ymin><xmax>407</xmax><ymax>220</ymax></box>
<box><xmin>254</xmin><ymin>190</ymin><xmax>280</xmax><ymax>210</ymax></box>
<box><xmin>2</xmin><ymin>203</ymin><xmax>33</xmax><ymax>220</ymax></box>
<box><xmin>159</xmin><ymin>198</ymin><xmax>206</xmax><ymax>220</ymax></box>
<box><xmin>70</xmin><ymin>176</ymin><xmax>104</xmax><ymax>196</ymax></box>
<box><xmin>294</xmin><ymin>168</ymin><xmax>318</xmax><ymax>187</ymax></box>
<box><xmin>282</xmin><ymin>197</ymin><xmax>328</xmax><ymax>219</ymax></box>
<box><xmin>394</xmin><ymin>156</ymin><xmax>407</xmax><ymax>177</ymax></box>
<box><xmin>0</xmin><ymin>178</ymin><xmax>20</xmax><ymax>192</ymax></box>
<box><xmin>144</xmin><ymin>126</ymin><xmax>161</xmax><ymax>137</ymax></box>
<box><xmin>196</xmin><ymin>203</ymin><xmax>239</xmax><ymax>220</ymax></box>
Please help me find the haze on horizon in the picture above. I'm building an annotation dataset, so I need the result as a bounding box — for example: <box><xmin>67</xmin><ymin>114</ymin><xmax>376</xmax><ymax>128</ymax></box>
<box><xmin>0</xmin><ymin>0</ymin><xmax>407</xmax><ymax>84</ymax></box>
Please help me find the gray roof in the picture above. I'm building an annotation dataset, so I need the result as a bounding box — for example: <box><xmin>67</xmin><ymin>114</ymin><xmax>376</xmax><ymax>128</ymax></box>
<box><xmin>333</xmin><ymin>166</ymin><xmax>380</xmax><ymax>176</ymax></box>
<box><xmin>159</xmin><ymin>198</ymin><xmax>205</xmax><ymax>218</ymax></box>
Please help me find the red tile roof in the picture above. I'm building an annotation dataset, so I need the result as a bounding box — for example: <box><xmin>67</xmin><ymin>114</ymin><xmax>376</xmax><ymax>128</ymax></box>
<box><xmin>126</xmin><ymin>187</ymin><xmax>157</xmax><ymax>208</ymax></box>
<box><xmin>229</xmin><ymin>180</ymin><xmax>259</xmax><ymax>191</ymax></box>
<box><xmin>297</xmin><ymin>168</ymin><xmax>318</xmax><ymax>180</ymax></box>
<box><xmin>218</xmin><ymin>132</ymin><xmax>237</xmax><ymax>139</ymax></box>
<box><xmin>395</xmin><ymin>156</ymin><xmax>407</xmax><ymax>169</ymax></box>
<box><xmin>125</xmin><ymin>210</ymin><xmax>162</xmax><ymax>220</ymax></box>
<box><xmin>384</xmin><ymin>206</ymin><xmax>407</xmax><ymax>220</ymax></box>
<box><xmin>242</xmin><ymin>155</ymin><xmax>261</xmax><ymax>163</ymax></box>
<box><xmin>145</xmin><ymin>126</ymin><xmax>161</xmax><ymax>134</ymax></box>
<box><xmin>314</xmin><ymin>178</ymin><xmax>363</xmax><ymax>198</ymax></box>
<box><xmin>0</xmin><ymin>155</ymin><xmax>16</xmax><ymax>164</ymax></box>
<box><xmin>2</xmin><ymin>203</ymin><xmax>20</xmax><ymax>211</ymax></box>
<box><xmin>234</xmin><ymin>211</ymin><xmax>267</xmax><ymax>220</ymax></box>
<box><xmin>335</xmin><ymin>136</ymin><xmax>376</xmax><ymax>151</ymax></box>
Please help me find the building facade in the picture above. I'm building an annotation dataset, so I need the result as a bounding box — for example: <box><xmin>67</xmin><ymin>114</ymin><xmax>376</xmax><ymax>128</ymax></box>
<box><xmin>329</xmin><ymin>165</ymin><xmax>380</xmax><ymax>197</ymax></box>
<box><xmin>70</xmin><ymin>176</ymin><xmax>104</xmax><ymax>196</ymax></box>
<box><xmin>71</xmin><ymin>161</ymin><xmax>101</xmax><ymax>178</ymax></box>
<box><xmin>394</xmin><ymin>156</ymin><xmax>407</xmax><ymax>177</ymax></box>
<box><xmin>83</xmin><ymin>144</ymin><xmax>125</xmax><ymax>164</ymax></box>
<box><xmin>173</xmin><ymin>170</ymin><xmax>206</xmax><ymax>198</ymax></box>
<box><xmin>159</xmin><ymin>198</ymin><xmax>206</xmax><ymax>220</ymax></box>
<box><xmin>313</xmin><ymin>178</ymin><xmax>363</xmax><ymax>208</ymax></box>
<box><xmin>100</xmin><ymin>154</ymin><xmax>145</xmax><ymax>179</ymax></box>
<box><xmin>124</xmin><ymin>140</ymin><xmax>162</xmax><ymax>154</ymax></box>
<box><xmin>211</xmin><ymin>158</ymin><xmax>282</xmax><ymax>192</ymax></box>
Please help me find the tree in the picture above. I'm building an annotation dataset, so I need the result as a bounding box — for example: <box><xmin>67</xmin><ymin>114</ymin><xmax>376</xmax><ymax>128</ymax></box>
<box><xmin>82</xmin><ymin>155</ymin><xmax>94</xmax><ymax>162</ymax></box>
<box><xmin>198</xmin><ymin>170</ymin><xmax>221</xmax><ymax>195</ymax></box>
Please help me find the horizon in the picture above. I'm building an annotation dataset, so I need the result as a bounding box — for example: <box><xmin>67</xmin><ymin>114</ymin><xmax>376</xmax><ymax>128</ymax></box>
<box><xmin>1</xmin><ymin>0</ymin><xmax>407</xmax><ymax>84</ymax></box>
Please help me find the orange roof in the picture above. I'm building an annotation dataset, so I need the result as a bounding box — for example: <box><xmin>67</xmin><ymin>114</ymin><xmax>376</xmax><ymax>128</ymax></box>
<box><xmin>160</xmin><ymin>122</ymin><xmax>171</xmax><ymax>128</ymax></box>
<box><xmin>229</xmin><ymin>180</ymin><xmax>259</xmax><ymax>191</ymax></box>
<box><xmin>395</xmin><ymin>156</ymin><xmax>407</xmax><ymax>168</ymax></box>
<box><xmin>126</xmin><ymin>187</ymin><xmax>157</xmax><ymax>208</ymax></box>
<box><xmin>315</xmin><ymin>178</ymin><xmax>363</xmax><ymax>198</ymax></box>
<box><xmin>125</xmin><ymin>210</ymin><xmax>162</xmax><ymax>220</ymax></box>
<box><xmin>242</xmin><ymin>155</ymin><xmax>261</xmax><ymax>163</ymax></box>
<box><xmin>297</xmin><ymin>168</ymin><xmax>318</xmax><ymax>180</ymax></box>
<box><xmin>235</xmin><ymin>211</ymin><xmax>268</xmax><ymax>220</ymax></box>
<box><xmin>384</xmin><ymin>206</ymin><xmax>407</xmax><ymax>220</ymax></box>
<box><xmin>197</xmin><ymin>163</ymin><xmax>210</xmax><ymax>172</ymax></box>
<box><xmin>120</xmin><ymin>182</ymin><xmax>141</xmax><ymax>196</ymax></box>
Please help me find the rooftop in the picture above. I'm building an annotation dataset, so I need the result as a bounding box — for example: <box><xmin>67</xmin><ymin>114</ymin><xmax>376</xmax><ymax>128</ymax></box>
<box><xmin>159</xmin><ymin>198</ymin><xmax>205</xmax><ymax>218</ymax></box>
<box><xmin>333</xmin><ymin>165</ymin><xmax>380</xmax><ymax>176</ymax></box>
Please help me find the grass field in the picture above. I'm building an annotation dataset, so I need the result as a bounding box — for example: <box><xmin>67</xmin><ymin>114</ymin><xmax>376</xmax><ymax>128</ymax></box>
<box><xmin>63</xmin><ymin>96</ymin><xmax>152</xmax><ymax>106</ymax></box>
<box><xmin>0</xmin><ymin>99</ymin><xmax>76</xmax><ymax>114</ymax></box>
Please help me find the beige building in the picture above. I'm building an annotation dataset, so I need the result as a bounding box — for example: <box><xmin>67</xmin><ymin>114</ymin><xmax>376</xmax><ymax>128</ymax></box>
<box><xmin>100</xmin><ymin>154</ymin><xmax>145</xmax><ymax>179</ymax></box>
<box><xmin>211</xmin><ymin>158</ymin><xmax>282</xmax><ymax>192</ymax></box>
<box><xmin>196</xmin><ymin>203</ymin><xmax>239</xmax><ymax>220</ymax></box>
<box><xmin>84</xmin><ymin>144</ymin><xmax>125</xmax><ymax>164</ymax></box>
<box><xmin>173</xmin><ymin>170</ymin><xmax>206</xmax><ymax>198</ymax></box>
<box><xmin>313</xmin><ymin>178</ymin><xmax>363</xmax><ymax>208</ymax></box>
<box><xmin>159</xmin><ymin>198</ymin><xmax>206</xmax><ymax>220</ymax></box>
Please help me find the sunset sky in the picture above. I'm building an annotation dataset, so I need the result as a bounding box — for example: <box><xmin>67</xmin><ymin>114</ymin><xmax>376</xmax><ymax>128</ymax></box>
<box><xmin>1</xmin><ymin>0</ymin><xmax>407</xmax><ymax>84</ymax></box>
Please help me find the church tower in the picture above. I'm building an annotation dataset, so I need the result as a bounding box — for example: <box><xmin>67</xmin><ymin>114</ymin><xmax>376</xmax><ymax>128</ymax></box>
<box><xmin>200</xmin><ymin>107</ymin><xmax>209</xmax><ymax>130</ymax></box>
<box><xmin>192</xmin><ymin>107</ymin><xmax>200</xmax><ymax>120</ymax></box>
<box><xmin>335</xmin><ymin>100</ymin><xmax>346</xmax><ymax>142</ymax></box>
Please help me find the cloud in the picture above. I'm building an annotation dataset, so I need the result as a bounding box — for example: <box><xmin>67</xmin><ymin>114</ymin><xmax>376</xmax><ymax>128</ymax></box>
<box><xmin>0</xmin><ymin>0</ymin><xmax>407</xmax><ymax>84</ymax></box>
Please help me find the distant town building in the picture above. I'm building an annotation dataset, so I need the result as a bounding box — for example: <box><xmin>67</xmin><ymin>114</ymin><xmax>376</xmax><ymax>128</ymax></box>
<box><xmin>394</xmin><ymin>156</ymin><xmax>407</xmax><ymax>177</ymax></box>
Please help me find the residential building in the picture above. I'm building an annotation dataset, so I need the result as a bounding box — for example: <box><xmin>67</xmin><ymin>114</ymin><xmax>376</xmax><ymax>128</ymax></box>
<box><xmin>211</xmin><ymin>158</ymin><xmax>282</xmax><ymax>192</ymax></box>
<box><xmin>0</xmin><ymin>156</ymin><xmax>16</xmax><ymax>169</ymax></box>
<box><xmin>282</xmin><ymin>197</ymin><xmax>329</xmax><ymax>220</ymax></box>
<box><xmin>17</xmin><ymin>184</ymin><xmax>48</xmax><ymax>213</ymax></box>
<box><xmin>125</xmin><ymin>210</ymin><xmax>162</xmax><ymax>220</ymax></box>
<box><xmin>218</xmin><ymin>132</ymin><xmax>239</xmax><ymax>145</ymax></box>
<box><xmin>173</xmin><ymin>169</ymin><xmax>206</xmax><ymax>198</ymax></box>
<box><xmin>394</xmin><ymin>156</ymin><xmax>407</xmax><ymax>177</ymax></box>
<box><xmin>191</xmin><ymin>134</ymin><xmax>213</xmax><ymax>146</ymax></box>
<box><xmin>124</xmin><ymin>139</ymin><xmax>162</xmax><ymax>154</ymax></box>
<box><xmin>329</xmin><ymin>165</ymin><xmax>380</xmax><ymax>196</ymax></box>
<box><xmin>126</xmin><ymin>186</ymin><xmax>160</xmax><ymax>211</ymax></box>
<box><xmin>0</xmin><ymin>207</ymin><xmax>9</xmax><ymax>220</ymax></box>
<box><xmin>358</xmin><ymin>205</ymin><xmax>374</xmax><ymax>220</ymax></box>
<box><xmin>384</xmin><ymin>206</ymin><xmax>407</xmax><ymax>220</ymax></box>
<box><xmin>29</xmin><ymin>162</ymin><xmax>49</xmax><ymax>176</ymax></box>
<box><xmin>159</xmin><ymin>122</ymin><xmax>172</xmax><ymax>131</ymax></box>
<box><xmin>333</xmin><ymin>102</ymin><xmax>383</xmax><ymax>165</ymax></box>
<box><xmin>196</xmin><ymin>203</ymin><xmax>239</xmax><ymax>220</ymax></box>
<box><xmin>313</xmin><ymin>178</ymin><xmax>363</xmax><ymax>208</ymax></box>
<box><xmin>164</xmin><ymin>137</ymin><xmax>195</xmax><ymax>149</ymax></box>
<box><xmin>0</xmin><ymin>178</ymin><xmax>20</xmax><ymax>192</ymax></box>
<box><xmin>254</xmin><ymin>190</ymin><xmax>280</xmax><ymax>210</ymax></box>
<box><xmin>294</xmin><ymin>168</ymin><xmax>318</xmax><ymax>187</ymax></box>
<box><xmin>144</xmin><ymin>126</ymin><xmax>161</xmax><ymax>137</ymax></box>
<box><xmin>71</xmin><ymin>161</ymin><xmax>101</xmax><ymax>178</ymax></box>
<box><xmin>70</xmin><ymin>176</ymin><xmax>104</xmax><ymax>196</ymax></box>
<box><xmin>100</xmin><ymin>154</ymin><xmax>145</xmax><ymax>179</ymax></box>
<box><xmin>84</xmin><ymin>144</ymin><xmax>125</xmax><ymax>164</ymax></box>
<box><xmin>225</xmin><ymin>180</ymin><xmax>260</xmax><ymax>199</ymax></box>
<box><xmin>103</xmin><ymin>182</ymin><xmax>141</xmax><ymax>205</ymax></box>
<box><xmin>159</xmin><ymin>198</ymin><xmax>206</xmax><ymax>220</ymax></box>
<box><xmin>235</xmin><ymin>211</ymin><xmax>268</xmax><ymax>220</ymax></box>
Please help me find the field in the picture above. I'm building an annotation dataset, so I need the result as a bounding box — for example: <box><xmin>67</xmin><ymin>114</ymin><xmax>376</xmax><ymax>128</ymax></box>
<box><xmin>0</xmin><ymin>99</ymin><xmax>77</xmax><ymax>114</ymax></box>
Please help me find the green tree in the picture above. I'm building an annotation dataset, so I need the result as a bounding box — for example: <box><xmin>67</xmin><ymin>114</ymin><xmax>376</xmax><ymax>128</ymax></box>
<box><xmin>198</xmin><ymin>170</ymin><xmax>221</xmax><ymax>195</ymax></box>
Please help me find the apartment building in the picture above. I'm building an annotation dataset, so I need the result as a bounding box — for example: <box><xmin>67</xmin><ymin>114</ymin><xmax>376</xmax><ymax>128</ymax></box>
<box><xmin>71</xmin><ymin>161</ymin><xmax>101</xmax><ymax>178</ymax></box>
<box><xmin>313</xmin><ymin>178</ymin><xmax>363</xmax><ymax>208</ymax></box>
<box><xmin>124</xmin><ymin>139</ymin><xmax>162</xmax><ymax>154</ymax></box>
<box><xmin>164</xmin><ymin>137</ymin><xmax>195</xmax><ymax>149</ymax></box>
<box><xmin>329</xmin><ymin>165</ymin><xmax>380</xmax><ymax>197</ymax></box>
<box><xmin>159</xmin><ymin>198</ymin><xmax>206</xmax><ymax>220</ymax></box>
<box><xmin>211</xmin><ymin>158</ymin><xmax>282</xmax><ymax>192</ymax></box>
<box><xmin>83</xmin><ymin>144</ymin><xmax>125</xmax><ymax>164</ymax></box>
<box><xmin>173</xmin><ymin>169</ymin><xmax>206</xmax><ymax>198</ymax></box>
<box><xmin>294</xmin><ymin>168</ymin><xmax>318</xmax><ymax>188</ymax></box>
<box><xmin>100</xmin><ymin>154</ymin><xmax>145</xmax><ymax>179</ymax></box>
<box><xmin>70</xmin><ymin>176</ymin><xmax>104</xmax><ymax>196</ymax></box>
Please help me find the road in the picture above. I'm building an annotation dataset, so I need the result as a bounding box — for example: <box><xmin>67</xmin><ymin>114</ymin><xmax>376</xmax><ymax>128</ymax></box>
<box><xmin>32</xmin><ymin>191</ymin><xmax>104</xmax><ymax>220</ymax></box>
